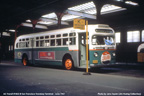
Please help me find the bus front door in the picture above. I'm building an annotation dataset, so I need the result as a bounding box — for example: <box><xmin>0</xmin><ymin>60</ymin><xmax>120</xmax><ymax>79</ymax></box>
<box><xmin>79</xmin><ymin>33</ymin><xmax>87</xmax><ymax>67</ymax></box>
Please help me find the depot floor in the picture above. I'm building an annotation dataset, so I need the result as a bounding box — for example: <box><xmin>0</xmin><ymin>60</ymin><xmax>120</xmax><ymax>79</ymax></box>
<box><xmin>0</xmin><ymin>61</ymin><xmax>144</xmax><ymax>96</ymax></box>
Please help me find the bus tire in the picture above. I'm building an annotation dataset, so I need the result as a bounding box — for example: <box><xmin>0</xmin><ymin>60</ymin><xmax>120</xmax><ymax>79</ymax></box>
<box><xmin>63</xmin><ymin>56</ymin><xmax>74</xmax><ymax>70</ymax></box>
<box><xmin>22</xmin><ymin>55</ymin><xmax>29</xmax><ymax>66</ymax></box>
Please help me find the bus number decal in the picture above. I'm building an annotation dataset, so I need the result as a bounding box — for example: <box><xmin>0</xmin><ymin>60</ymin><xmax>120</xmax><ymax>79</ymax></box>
<box><xmin>39</xmin><ymin>51</ymin><xmax>55</xmax><ymax>60</ymax></box>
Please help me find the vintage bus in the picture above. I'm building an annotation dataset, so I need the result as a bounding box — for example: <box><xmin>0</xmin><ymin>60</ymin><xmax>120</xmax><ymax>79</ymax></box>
<box><xmin>14</xmin><ymin>24</ymin><xmax>116</xmax><ymax>70</ymax></box>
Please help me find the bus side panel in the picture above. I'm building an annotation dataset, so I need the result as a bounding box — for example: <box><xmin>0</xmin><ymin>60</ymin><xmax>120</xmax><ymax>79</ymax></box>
<box><xmin>68</xmin><ymin>51</ymin><xmax>79</xmax><ymax>68</ymax></box>
<box><xmin>15</xmin><ymin>49</ymin><xmax>32</xmax><ymax>63</ymax></box>
<box><xmin>32</xmin><ymin>48</ymin><xmax>79</xmax><ymax>68</ymax></box>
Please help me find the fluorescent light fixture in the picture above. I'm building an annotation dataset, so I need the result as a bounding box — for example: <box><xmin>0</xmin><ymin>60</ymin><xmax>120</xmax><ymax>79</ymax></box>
<box><xmin>101</xmin><ymin>4</ymin><xmax>126</xmax><ymax>14</ymax></box>
<box><xmin>125</xmin><ymin>1</ymin><xmax>138</xmax><ymax>6</ymax></box>
<box><xmin>115</xmin><ymin>0</ymin><xmax>123</xmax><ymax>2</ymax></box>
<box><xmin>68</xmin><ymin>1</ymin><xmax>95</xmax><ymax>12</ymax></box>
<box><xmin>9</xmin><ymin>29</ymin><xmax>15</xmax><ymax>32</ymax></box>
<box><xmin>42</xmin><ymin>12</ymin><xmax>57</xmax><ymax>19</ymax></box>
<box><xmin>26</xmin><ymin>20</ymin><xmax>31</xmax><ymax>22</ymax></box>
<box><xmin>68</xmin><ymin>1</ymin><xmax>126</xmax><ymax>16</ymax></box>
<box><xmin>0</xmin><ymin>32</ymin><xmax>10</xmax><ymax>36</ymax></box>
<box><xmin>62</xmin><ymin>14</ymin><xmax>80</xmax><ymax>21</ymax></box>
<box><xmin>22</xmin><ymin>23</ymin><xmax>48</xmax><ymax>29</ymax></box>
<box><xmin>37</xmin><ymin>21</ymin><xmax>53</xmax><ymax>25</ymax></box>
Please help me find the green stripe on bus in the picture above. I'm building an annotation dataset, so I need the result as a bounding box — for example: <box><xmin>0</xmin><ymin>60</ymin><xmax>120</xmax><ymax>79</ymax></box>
<box><xmin>15</xmin><ymin>47</ymin><xmax>69</xmax><ymax>51</ymax></box>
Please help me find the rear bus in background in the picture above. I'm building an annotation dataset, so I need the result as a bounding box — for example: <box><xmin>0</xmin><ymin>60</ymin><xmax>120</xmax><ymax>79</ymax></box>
<box><xmin>14</xmin><ymin>24</ymin><xmax>116</xmax><ymax>70</ymax></box>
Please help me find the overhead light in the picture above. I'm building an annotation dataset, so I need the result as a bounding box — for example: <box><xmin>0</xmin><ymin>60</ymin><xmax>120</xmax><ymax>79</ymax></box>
<box><xmin>9</xmin><ymin>29</ymin><xmax>15</xmax><ymax>32</ymax></box>
<box><xmin>42</xmin><ymin>12</ymin><xmax>57</xmax><ymax>19</ymax></box>
<box><xmin>125</xmin><ymin>1</ymin><xmax>138</xmax><ymax>6</ymax></box>
<box><xmin>62</xmin><ymin>14</ymin><xmax>80</xmax><ymax>21</ymax></box>
<box><xmin>101</xmin><ymin>4</ymin><xmax>126</xmax><ymax>14</ymax></box>
<box><xmin>37</xmin><ymin>21</ymin><xmax>53</xmax><ymax>25</ymax></box>
<box><xmin>0</xmin><ymin>32</ymin><xmax>10</xmax><ymax>36</ymax></box>
<box><xmin>22</xmin><ymin>23</ymin><xmax>48</xmax><ymax>29</ymax></box>
<box><xmin>26</xmin><ymin>20</ymin><xmax>31</xmax><ymax>22</ymax></box>
<box><xmin>68</xmin><ymin>1</ymin><xmax>95</xmax><ymax>12</ymax></box>
<box><xmin>115</xmin><ymin>0</ymin><xmax>123</xmax><ymax>2</ymax></box>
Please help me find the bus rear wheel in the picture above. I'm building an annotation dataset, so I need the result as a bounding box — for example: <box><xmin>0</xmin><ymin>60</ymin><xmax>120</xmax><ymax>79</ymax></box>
<box><xmin>22</xmin><ymin>56</ymin><xmax>28</xmax><ymax>66</ymax></box>
<box><xmin>64</xmin><ymin>58</ymin><xmax>73</xmax><ymax>70</ymax></box>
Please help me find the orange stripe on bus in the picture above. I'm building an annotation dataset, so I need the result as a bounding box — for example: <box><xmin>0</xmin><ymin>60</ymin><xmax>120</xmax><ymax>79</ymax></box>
<box><xmin>69</xmin><ymin>50</ymin><xmax>79</xmax><ymax>51</ymax></box>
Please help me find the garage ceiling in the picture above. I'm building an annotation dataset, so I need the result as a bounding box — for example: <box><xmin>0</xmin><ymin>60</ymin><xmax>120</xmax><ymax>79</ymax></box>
<box><xmin>0</xmin><ymin>0</ymin><xmax>144</xmax><ymax>36</ymax></box>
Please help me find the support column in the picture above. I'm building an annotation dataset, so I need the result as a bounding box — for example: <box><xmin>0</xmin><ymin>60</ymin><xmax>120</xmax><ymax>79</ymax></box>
<box><xmin>93</xmin><ymin>0</ymin><xmax>105</xmax><ymax>24</ymax></box>
<box><xmin>30</xmin><ymin>19</ymin><xmax>39</xmax><ymax>32</ymax></box>
<box><xmin>55</xmin><ymin>12</ymin><xmax>64</xmax><ymax>28</ymax></box>
<box><xmin>0</xmin><ymin>31</ymin><xmax>3</xmax><ymax>62</ymax></box>
<box><xmin>15</xmin><ymin>25</ymin><xmax>21</xmax><ymax>41</ymax></box>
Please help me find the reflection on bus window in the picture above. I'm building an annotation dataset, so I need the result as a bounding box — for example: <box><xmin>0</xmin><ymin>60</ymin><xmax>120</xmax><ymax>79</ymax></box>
<box><xmin>81</xmin><ymin>36</ymin><xmax>85</xmax><ymax>45</ymax></box>
<box><xmin>63</xmin><ymin>38</ymin><xmax>68</xmax><ymax>45</ymax></box>
<box><xmin>45</xmin><ymin>40</ymin><xmax>50</xmax><ymax>47</ymax></box>
<box><xmin>70</xmin><ymin>38</ymin><xmax>76</xmax><ymax>45</ymax></box>
<box><xmin>92</xmin><ymin>35</ymin><xmax>114</xmax><ymax>45</ymax></box>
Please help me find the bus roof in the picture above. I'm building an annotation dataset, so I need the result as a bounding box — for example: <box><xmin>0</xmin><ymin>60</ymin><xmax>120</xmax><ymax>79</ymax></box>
<box><xmin>16</xmin><ymin>24</ymin><xmax>113</xmax><ymax>39</ymax></box>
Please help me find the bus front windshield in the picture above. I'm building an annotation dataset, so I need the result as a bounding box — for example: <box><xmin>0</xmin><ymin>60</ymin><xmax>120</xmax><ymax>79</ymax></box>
<box><xmin>92</xmin><ymin>35</ymin><xmax>115</xmax><ymax>45</ymax></box>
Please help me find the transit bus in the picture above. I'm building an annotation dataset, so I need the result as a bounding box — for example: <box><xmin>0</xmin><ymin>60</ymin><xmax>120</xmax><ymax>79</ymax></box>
<box><xmin>14</xmin><ymin>24</ymin><xmax>116</xmax><ymax>70</ymax></box>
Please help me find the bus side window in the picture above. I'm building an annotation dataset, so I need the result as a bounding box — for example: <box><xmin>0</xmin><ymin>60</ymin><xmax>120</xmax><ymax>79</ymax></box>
<box><xmin>63</xmin><ymin>38</ymin><xmax>68</xmax><ymax>45</ymax></box>
<box><xmin>26</xmin><ymin>42</ymin><xmax>29</xmax><ymax>47</ymax></box>
<box><xmin>45</xmin><ymin>40</ymin><xmax>50</xmax><ymax>47</ymax></box>
<box><xmin>51</xmin><ymin>40</ymin><xmax>55</xmax><ymax>46</ymax></box>
<box><xmin>16</xmin><ymin>43</ymin><xmax>19</xmax><ymax>48</ymax></box>
<box><xmin>70</xmin><ymin>38</ymin><xmax>76</xmax><ymax>45</ymax></box>
<box><xmin>36</xmin><ymin>41</ymin><xmax>39</xmax><ymax>47</ymax></box>
<box><xmin>40</xmin><ymin>40</ymin><xmax>44</xmax><ymax>47</ymax></box>
<box><xmin>56</xmin><ymin>39</ymin><xmax>61</xmax><ymax>46</ymax></box>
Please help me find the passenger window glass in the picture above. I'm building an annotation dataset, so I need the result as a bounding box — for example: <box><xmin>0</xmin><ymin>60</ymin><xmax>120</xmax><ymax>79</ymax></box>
<box><xmin>26</xmin><ymin>38</ymin><xmax>29</xmax><ymax>41</ymax></box>
<box><xmin>63</xmin><ymin>38</ymin><xmax>68</xmax><ymax>45</ymax></box>
<box><xmin>51</xmin><ymin>35</ymin><xmax>55</xmax><ymax>38</ymax></box>
<box><xmin>36</xmin><ymin>37</ymin><xmax>39</xmax><ymax>40</ymax></box>
<box><xmin>69</xmin><ymin>33</ymin><xmax>76</xmax><ymax>36</ymax></box>
<box><xmin>56</xmin><ymin>39</ymin><xmax>61</xmax><ymax>46</ymax></box>
<box><xmin>26</xmin><ymin>42</ymin><xmax>29</xmax><ymax>47</ymax></box>
<box><xmin>45</xmin><ymin>40</ymin><xmax>50</xmax><ymax>47</ymax></box>
<box><xmin>40</xmin><ymin>40</ymin><xmax>44</xmax><ymax>47</ymax></box>
<box><xmin>63</xmin><ymin>33</ymin><xmax>68</xmax><ymax>37</ymax></box>
<box><xmin>22</xmin><ymin>39</ymin><xmax>25</xmax><ymax>41</ymax></box>
<box><xmin>51</xmin><ymin>40</ymin><xmax>55</xmax><ymax>46</ymax></box>
<box><xmin>40</xmin><ymin>36</ymin><xmax>44</xmax><ymax>39</ymax></box>
<box><xmin>16</xmin><ymin>43</ymin><xmax>18</xmax><ymax>48</ymax></box>
<box><xmin>70</xmin><ymin>38</ymin><xmax>76</xmax><ymax>45</ymax></box>
<box><xmin>45</xmin><ymin>36</ymin><xmax>49</xmax><ymax>39</ymax></box>
<box><xmin>56</xmin><ymin>34</ymin><xmax>61</xmax><ymax>37</ymax></box>
<box><xmin>36</xmin><ymin>41</ymin><xmax>39</xmax><ymax>47</ymax></box>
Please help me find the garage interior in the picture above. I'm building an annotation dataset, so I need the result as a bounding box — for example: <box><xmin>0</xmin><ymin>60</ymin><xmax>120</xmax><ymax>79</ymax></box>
<box><xmin>0</xmin><ymin>0</ymin><xmax>144</xmax><ymax>63</ymax></box>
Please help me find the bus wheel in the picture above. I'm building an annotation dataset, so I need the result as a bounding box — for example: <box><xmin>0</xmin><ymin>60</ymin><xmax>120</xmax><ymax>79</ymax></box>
<box><xmin>22</xmin><ymin>56</ymin><xmax>28</xmax><ymax>66</ymax></box>
<box><xmin>64</xmin><ymin>58</ymin><xmax>73</xmax><ymax>70</ymax></box>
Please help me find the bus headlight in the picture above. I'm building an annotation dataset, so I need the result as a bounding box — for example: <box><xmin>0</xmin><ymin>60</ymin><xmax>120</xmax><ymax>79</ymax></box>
<box><xmin>94</xmin><ymin>52</ymin><xmax>98</xmax><ymax>57</ymax></box>
<box><xmin>113</xmin><ymin>52</ymin><xmax>116</xmax><ymax>56</ymax></box>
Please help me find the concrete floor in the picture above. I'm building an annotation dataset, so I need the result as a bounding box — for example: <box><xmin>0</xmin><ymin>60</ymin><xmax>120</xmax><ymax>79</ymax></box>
<box><xmin>0</xmin><ymin>61</ymin><xmax>144</xmax><ymax>96</ymax></box>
